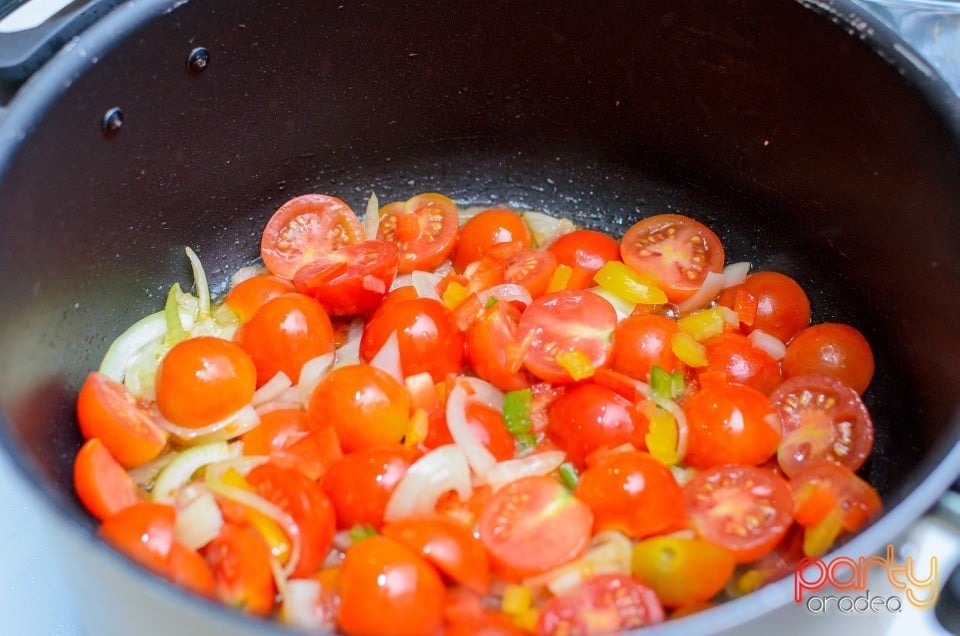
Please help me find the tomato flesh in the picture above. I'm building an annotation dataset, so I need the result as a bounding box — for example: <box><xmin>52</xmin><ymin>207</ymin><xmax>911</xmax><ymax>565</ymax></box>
<box><xmin>537</xmin><ymin>574</ymin><xmax>665</xmax><ymax>635</ymax></box>
<box><xmin>378</xmin><ymin>193</ymin><xmax>459</xmax><ymax>273</ymax></box>
<box><xmin>294</xmin><ymin>239</ymin><xmax>399</xmax><ymax>316</ymax></box>
<box><xmin>74</xmin><ymin>437</ymin><xmax>140</xmax><ymax>521</ymax></box>
<box><xmin>453</xmin><ymin>208</ymin><xmax>531</xmax><ymax>272</ymax></box>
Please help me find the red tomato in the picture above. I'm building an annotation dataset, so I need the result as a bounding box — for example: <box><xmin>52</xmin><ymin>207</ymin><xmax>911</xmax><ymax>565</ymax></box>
<box><xmin>73</xmin><ymin>438</ymin><xmax>139</xmax><ymax>521</ymax></box>
<box><xmin>377</xmin><ymin>193</ymin><xmax>459</xmax><ymax>273</ymax></box>
<box><xmin>234</xmin><ymin>293</ymin><xmax>335</xmax><ymax>386</ymax></box>
<box><xmin>575</xmin><ymin>451</ymin><xmax>686</xmax><ymax>538</ymax></box>
<box><xmin>224</xmin><ymin>274</ymin><xmax>296</xmax><ymax>322</ymax></box>
<box><xmin>436</xmin><ymin>485</ymin><xmax>494</xmax><ymax>530</ymax></box>
<box><xmin>360</xmin><ymin>298</ymin><xmax>465</xmax><ymax>383</ymax></box>
<box><xmin>453</xmin><ymin>208</ymin><xmax>531</xmax><ymax>272</ymax></box>
<box><xmin>547</xmin><ymin>229</ymin><xmax>622</xmax><ymax>291</ymax></box>
<box><xmin>447</xmin><ymin>610</ymin><xmax>523</xmax><ymax>636</ymax></box>
<box><xmin>611</xmin><ymin>314</ymin><xmax>682</xmax><ymax>381</ymax></box>
<box><xmin>382</xmin><ymin>515</ymin><xmax>491</xmax><ymax>594</ymax></box>
<box><xmin>322</xmin><ymin>445</ymin><xmax>418</xmax><ymax>529</ymax></box>
<box><xmin>789</xmin><ymin>461</ymin><xmax>882</xmax><ymax>532</ymax></box>
<box><xmin>770</xmin><ymin>374</ymin><xmax>874</xmax><ymax>477</ymax></box>
<box><xmin>246</xmin><ymin>462</ymin><xmax>337</xmax><ymax>578</ymax></box>
<box><xmin>261</xmin><ymin>194</ymin><xmax>364</xmax><ymax>279</ymax></box>
<box><xmin>537</xmin><ymin>574</ymin><xmax>666</xmax><ymax>635</ymax></box>
<box><xmin>718</xmin><ymin>271</ymin><xmax>811</xmax><ymax>343</ymax></box>
<box><xmin>308</xmin><ymin>365</ymin><xmax>410</xmax><ymax>453</ymax></box>
<box><xmin>165</xmin><ymin>542</ymin><xmax>216</xmax><ymax>597</ymax></box>
<box><xmin>516</xmin><ymin>290</ymin><xmax>617</xmax><ymax>383</ymax></box>
<box><xmin>466</xmin><ymin>401</ymin><xmax>515</xmax><ymax>462</ymax></box>
<box><xmin>620</xmin><ymin>214</ymin><xmax>725</xmax><ymax>303</ymax></box>
<box><xmin>240</xmin><ymin>409</ymin><xmax>343</xmax><ymax>481</ymax></box>
<box><xmin>465</xmin><ymin>302</ymin><xmax>534</xmax><ymax>392</ymax></box>
<box><xmin>372</xmin><ymin>285</ymin><xmax>419</xmax><ymax>318</ymax></box>
<box><xmin>155</xmin><ymin>336</ymin><xmax>257</xmax><ymax>428</ymax></box>
<box><xmin>682</xmin><ymin>383</ymin><xmax>782</xmax><ymax>468</ymax></box>
<box><xmin>547</xmin><ymin>383</ymin><xmax>649</xmax><ymax>467</ymax></box>
<box><xmin>504</xmin><ymin>248</ymin><xmax>557</xmax><ymax>298</ymax></box>
<box><xmin>99</xmin><ymin>501</ymin><xmax>176</xmax><ymax>571</ymax></box>
<box><xmin>293</xmin><ymin>239</ymin><xmax>399</xmax><ymax>316</ymax></box>
<box><xmin>203</xmin><ymin>523</ymin><xmax>277</xmax><ymax>616</ymax></box>
<box><xmin>76</xmin><ymin>372</ymin><xmax>167</xmax><ymax>468</ymax></box>
<box><xmin>338</xmin><ymin>536</ymin><xmax>446</xmax><ymax>636</ymax></box>
<box><xmin>478</xmin><ymin>475</ymin><xmax>593</xmax><ymax>580</ymax></box>
<box><xmin>782</xmin><ymin>323</ymin><xmax>875</xmax><ymax>394</ymax></box>
<box><xmin>684</xmin><ymin>464</ymin><xmax>794</xmax><ymax>563</ymax></box>
<box><xmin>702</xmin><ymin>333</ymin><xmax>782</xmax><ymax>395</ymax></box>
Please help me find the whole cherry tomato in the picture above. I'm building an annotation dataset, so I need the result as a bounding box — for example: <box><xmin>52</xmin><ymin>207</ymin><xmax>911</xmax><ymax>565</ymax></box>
<box><xmin>782</xmin><ymin>323</ymin><xmax>875</xmax><ymax>394</ymax></box>
<box><xmin>453</xmin><ymin>208</ymin><xmax>531</xmax><ymax>272</ymax></box>
<box><xmin>322</xmin><ymin>445</ymin><xmax>418</xmax><ymax>529</ymax></box>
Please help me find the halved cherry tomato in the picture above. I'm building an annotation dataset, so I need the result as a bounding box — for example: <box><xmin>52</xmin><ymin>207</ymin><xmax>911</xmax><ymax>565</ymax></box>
<box><xmin>620</xmin><ymin>214</ymin><xmax>725</xmax><ymax>303</ymax></box>
<box><xmin>360</xmin><ymin>297</ymin><xmax>465</xmax><ymax>383</ymax></box>
<box><xmin>155</xmin><ymin>336</ymin><xmax>257</xmax><ymax>428</ymax></box>
<box><xmin>446</xmin><ymin>609</ymin><xmax>523</xmax><ymax>636</ymax></box>
<box><xmin>504</xmin><ymin>248</ymin><xmax>557</xmax><ymax>298</ymax></box>
<box><xmin>516</xmin><ymin>290</ymin><xmax>617</xmax><ymax>383</ymax></box>
<box><xmin>684</xmin><ymin>464</ymin><xmax>794</xmax><ymax>563</ymax></box>
<box><xmin>339</xmin><ymin>536</ymin><xmax>446</xmax><ymax>636</ymax></box>
<box><xmin>575</xmin><ymin>451</ymin><xmax>685</xmax><ymax>538</ymax></box>
<box><xmin>76</xmin><ymin>372</ymin><xmax>168</xmax><ymax>468</ymax></box>
<box><xmin>718</xmin><ymin>271</ymin><xmax>810</xmax><ymax>343</ymax></box>
<box><xmin>261</xmin><ymin>194</ymin><xmax>364</xmax><ymax>279</ymax></box>
<box><xmin>436</xmin><ymin>484</ymin><xmax>494</xmax><ymax>530</ymax></box>
<box><xmin>546</xmin><ymin>229</ymin><xmax>622</xmax><ymax>291</ymax></box>
<box><xmin>224</xmin><ymin>274</ymin><xmax>296</xmax><ymax>323</ymax></box>
<box><xmin>682</xmin><ymin>383</ymin><xmax>782</xmax><ymax>468</ymax></box>
<box><xmin>453</xmin><ymin>208</ymin><xmax>531</xmax><ymax>272</ymax></box>
<box><xmin>74</xmin><ymin>438</ymin><xmax>139</xmax><ymax>521</ymax></box>
<box><xmin>630</xmin><ymin>536</ymin><xmax>736</xmax><ymax>607</ymax></box>
<box><xmin>789</xmin><ymin>461</ymin><xmax>882</xmax><ymax>532</ymax></box>
<box><xmin>702</xmin><ymin>332</ymin><xmax>782</xmax><ymax>395</ymax></box>
<box><xmin>322</xmin><ymin>445</ymin><xmax>418</xmax><ymax>529</ymax></box>
<box><xmin>166</xmin><ymin>542</ymin><xmax>216</xmax><ymax>597</ymax></box>
<box><xmin>770</xmin><ymin>374</ymin><xmax>874</xmax><ymax>477</ymax></box>
<box><xmin>466</xmin><ymin>401</ymin><xmax>515</xmax><ymax>462</ymax></box>
<box><xmin>308</xmin><ymin>364</ymin><xmax>410</xmax><ymax>453</ymax></box>
<box><xmin>234</xmin><ymin>293</ymin><xmax>335</xmax><ymax>386</ymax></box>
<box><xmin>478</xmin><ymin>475</ymin><xmax>593</xmax><ymax>580</ymax></box>
<box><xmin>372</xmin><ymin>285</ymin><xmax>419</xmax><ymax>318</ymax></box>
<box><xmin>99</xmin><ymin>501</ymin><xmax>176</xmax><ymax>571</ymax></box>
<box><xmin>246</xmin><ymin>461</ymin><xmax>336</xmax><ymax>578</ymax></box>
<box><xmin>241</xmin><ymin>409</ymin><xmax>343</xmax><ymax>481</ymax></box>
<box><xmin>547</xmin><ymin>383</ymin><xmax>649</xmax><ymax>467</ymax></box>
<box><xmin>378</xmin><ymin>193</ymin><xmax>459</xmax><ymax>273</ymax></box>
<box><xmin>293</xmin><ymin>239</ymin><xmax>399</xmax><ymax>316</ymax></box>
<box><xmin>465</xmin><ymin>302</ymin><xmax>533</xmax><ymax>392</ymax></box>
<box><xmin>203</xmin><ymin>523</ymin><xmax>277</xmax><ymax>616</ymax></box>
<box><xmin>611</xmin><ymin>314</ymin><xmax>682</xmax><ymax>381</ymax></box>
<box><xmin>382</xmin><ymin>515</ymin><xmax>491</xmax><ymax>594</ymax></box>
<box><xmin>537</xmin><ymin>574</ymin><xmax>665</xmax><ymax>635</ymax></box>
<box><xmin>782</xmin><ymin>323</ymin><xmax>875</xmax><ymax>394</ymax></box>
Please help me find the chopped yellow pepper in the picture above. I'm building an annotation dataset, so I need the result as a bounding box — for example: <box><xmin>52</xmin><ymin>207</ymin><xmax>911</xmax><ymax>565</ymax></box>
<box><xmin>670</xmin><ymin>332</ymin><xmax>708</xmax><ymax>367</ymax></box>
<box><xmin>403</xmin><ymin>409</ymin><xmax>430</xmax><ymax>448</ymax></box>
<box><xmin>556</xmin><ymin>349</ymin><xmax>595</xmax><ymax>381</ymax></box>
<box><xmin>803</xmin><ymin>506</ymin><xmax>844</xmax><ymax>557</ymax></box>
<box><xmin>642</xmin><ymin>402</ymin><xmax>681</xmax><ymax>465</ymax></box>
<box><xmin>593</xmin><ymin>261</ymin><xmax>668</xmax><ymax>305</ymax></box>
<box><xmin>677</xmin><ymin>306</ymin><xmax>726</xmax><ymax>341</ymax></box>
<box><xmin>513</xmin><ymin>607</ymin><xmax>540</xmax><ymax>634</ymax></box>
<box><xmin>441</xmin><ymin>281</ymin><xmax>470</xmax><ymax>310</ymax></box>
<box><xmin>546</xmin><ymin>264</ymin><xmax>574</xmax><ymax>293</ymax></box>
<box><xmin>502</xmin><ymin>584</ymin><xmax>532</xmax><ymax>616</ymax></box>
<box><xmin>219</xmin><ymin>468</ymin><xmax>291</xmax><ymax>564</ymax></box>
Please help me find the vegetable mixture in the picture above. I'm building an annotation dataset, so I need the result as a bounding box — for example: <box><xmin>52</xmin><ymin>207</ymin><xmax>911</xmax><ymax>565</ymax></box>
<box><xmin>73</xmin><ymin>192</ymin><xmax>882</xmax><ymax>635</ymax></box>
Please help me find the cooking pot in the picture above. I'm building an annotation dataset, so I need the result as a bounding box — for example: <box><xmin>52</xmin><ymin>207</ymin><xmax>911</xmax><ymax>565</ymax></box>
<box><xmin>1</xmin><ymin>0</ymin><xmax>958</xmax><ymax>634</ymax></box>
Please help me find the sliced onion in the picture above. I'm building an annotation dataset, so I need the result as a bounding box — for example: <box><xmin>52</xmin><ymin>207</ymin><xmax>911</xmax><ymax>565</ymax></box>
<box><xmin>282</xmin><ymin>579</ymin><xmax>334</xmax><ymax>631</ymax></box>
<box><xmin>476</xmin><ymin>283</ymin><xmax>533</xmax><ymax>309</ymax></box>
<box><xmin>252</xmin><ymin>371</ymin><xmax>293</xmax><ymax>407</ymax></box>
<box><xmin>335</xmin><ymin>319</ymin><xmax>365</xmax><ymax>368</ymax></box>
<box><xmin>152</xmin><ymin>441</ymin><xmax>235</xmax><ymax>501</ymax></box>
<box><xmin>332</xmin><ymin>530</ymin><xmax>354</xmax><ymax>552</ymax></box>
<box><xmin>155</xmin><ymin>403</ymin><xmax>260</xmax><ymax>444</ymax></box>
<box><xmin>384</xmin><ymin>444</ymin><xmax>472</xmax><ymax>522</ymax></box>
<box><xmin>230</xmin><ymin>264</ymin><xmax>266</xmax><ymax>288</ymax></box>
<box><xmin>461</xmin><ymin>376</ymin><xmax>506</xmax><ymax>411</ymax></box>
<box><xmin>174</xmin><ymin>487</ymin><xmax>223</xmax><ymax>550</ymax></box>
<box><xmin>370</xmin><ymin>331</ymin><xmax>403</xmax><ymax>383</ymax></box>
<box><xmin>185</xmin><ymin>247</ymin><xmax>211</xmax><ymax>318</ymax></box>
<box><xmin>669</xmin><ymin>465</ymin><xmax>697</xmax><ymax>487</ymax></box>
<box><xmin>749</xmin><ymin>329</ymin><xmax>787</xmax><ymax>361</ymax></box>
<box><xmin>483</xmin><ymin>451</ymin><xmax>567</xmax><ymax>491</ymax></box>
<box><xmin>405</xmin><ymin>372</ymin><xmax>438</xmax><ymax>411</ymax></box>
<box><xmin>588</xmin><ymin>287</ymin><xmax>635</xmax><ymax>321</ymax></box>
<box><xmin>296</xmin><ymin>353</ymin><xmax>335</xmax><ymax>401</ymax></box>
<box><xmin>433</xmin><ymin>260</ymin><xmax>453</xmax><ymax>277</ymax></box>
<box><xmin>255</xmin><ymin>392</ymin><xmax>304</xmax><ymax>415</ymax></box>
<box><xmin>390</xmin><ymin>273</ymin><xmax>413</xmax><ymax>291</ymax></box>
<box><xmin>522</xmin><ymin>211</ymin><xmax>576</xmax><ymax>248</ymax></box>
<box><xmin>721</xmin><ymin>306</ymin><xmax>740</xmax><ymax>327</ymax></box>
<box><xmin>722</xmin><ymin>261</ymin><xmax>751</xmax><ymax>287</ymax></box>
<box><xmin>412</xmin><ymin>270</ymin><xmax>443</xmax><ymax>301</ymax></box>
<box><xmin>677</xmin><ymin>271</ymin><xmax>726</xmax><ymax>314</ymax></box>
<box><xmin>128</xmin><ymin>450</ymin><xmax>179</xmax><ymax>490</ymax></box>
<box><xmin>99</xmin><ymin>311</ymin><xmax>167</xmax><ymax>382</ymax></box>
<box><xmin>524</xmin><ymin>530</ymin><xmax>632</xmax><ymax>595</ymax></box>
<box><xmin>446</xmin><ymin>382</ymin><xmax>498</xmax><ymax>478</ymax></box>
<box><xmin>203</xmin><ymin>454</ymin><xmax>271</xmax><ymax>484</ymax></box>
<box><xmin>206</xmin><ymin>480</ymin><xmax>302</xmax><ymax>577</ymax></box>
<box><xmin>362</xmin><ymin>192</ymin><xmax>380</xmax><ymax>240</ymax></box>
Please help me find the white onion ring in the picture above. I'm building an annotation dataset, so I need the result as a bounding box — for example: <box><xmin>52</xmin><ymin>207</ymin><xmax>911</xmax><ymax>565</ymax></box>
<box><xmin>461</xmin><ymin>376</ymin><xmax>506</xmax><ymax>411</ymax></box>
<box><xmin>677</xmin><ymin>271</ymin><xmax>726</xmax><ymax>314</ymax></box>
<box><xmin>446</xmin><ymin>383</ymin><xmax>498</xmax><ymax>478</ymax></box>
<box><xmin>383</xmin><ymin>444</ymin><xmax>472</xmax><ymax>522</ymax></box>
<box><xmin>99</xmin><ymin>311</ymin><xmax>167</xmax><ymax>382</ymax></box>
<box><xmin>483</xmin><ymin>451</ymin><xmax>567</xmax><ymax>491</ymax></box>
<box><xmin>335</xmin><ymin>319</ymin><xmax>365</xmax><ymax>368</ymax></box>
<box><xmin>296</xmin><ymin>353</ymin><xmax>335</xmax><ymax>401</ymax></box>
<box><xmin>722</xmin><ymin>261</ymin><xmax>751</xmax><ymax>287</ymax></box>
<box><xmin>412</xmin><ymin>270</ymin><xmax>443</xmax><ymax>301</ymax></box>
<box><xmin>390</xmin><ymin>273</ymin><xmax>414</xmax><ymax>291</ymax></box>
<box><xmin>363</xmin><ymin>192</ymin><xmax>380</xmax><ymax>240</ymax></box>
<box><xmin>229</xmin><ymin>264</ymin><xmax>266</xmax><ymax>288</ymax></box>
<box><xmin>155</xmin><ymin>404</ymin><xmax>260</xmax><ymax>444</ymax></box>
<box><xmin>748</xmin><ymin>329</ymin><xmax>787</xmax><ymax>361</ymax></box>
<box><xmin>282</xmin><ymin>579</ymin><xmax>333</xmax><ymax>631</ymax></box>
<box><xmin>370</xmin><ymin>331</ymin><xmax>403</xmax><ymax>383</ymax></box>
<box><xmin>252</xmin><ymin>372</ymin><xmax>293</xmax><ymax>407</ymax></box>
<box><xmin>152</xmin><ymin>441</ymin><xmax>234</xmax><ymax>501</ymax></box>
<box><xmin>476</xmin><ymin>283</ymin><xmax>533</xmax><ymax>309</ymax></box>
<box><xmin>174</xmin><ymin>488</ymin><xmax>223</xmax><ymax>550</ymax></box>
<box><xmin>203</xmin><ymin>455</ymin><xmax>272</xmax><ymax>483</ymax></box>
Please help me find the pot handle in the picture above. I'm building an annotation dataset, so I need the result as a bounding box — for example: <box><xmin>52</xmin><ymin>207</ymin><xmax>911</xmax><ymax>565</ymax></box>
<box><xmin>0</xmin><ymin>0</ymin><xmax>124</xmax><ymax>104</ymax></box>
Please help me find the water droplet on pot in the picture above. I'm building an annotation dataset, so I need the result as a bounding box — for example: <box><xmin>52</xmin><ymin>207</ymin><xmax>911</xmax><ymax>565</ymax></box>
<box><xmin>101</xmin><ymin>107</ymin><xmax>124</xmax><ymax>137</ymax></box>
<box><xmin>186</xmin><ymin>47</ymin><xmax>209</xmax><ymax>74</ymax></box>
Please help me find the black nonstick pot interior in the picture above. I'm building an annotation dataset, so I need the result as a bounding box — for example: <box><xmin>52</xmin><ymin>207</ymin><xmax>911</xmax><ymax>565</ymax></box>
<box><xmin>0</xmin><ymin>0</ymin><xmax>959</xmax><ymax>632</ymax></box>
